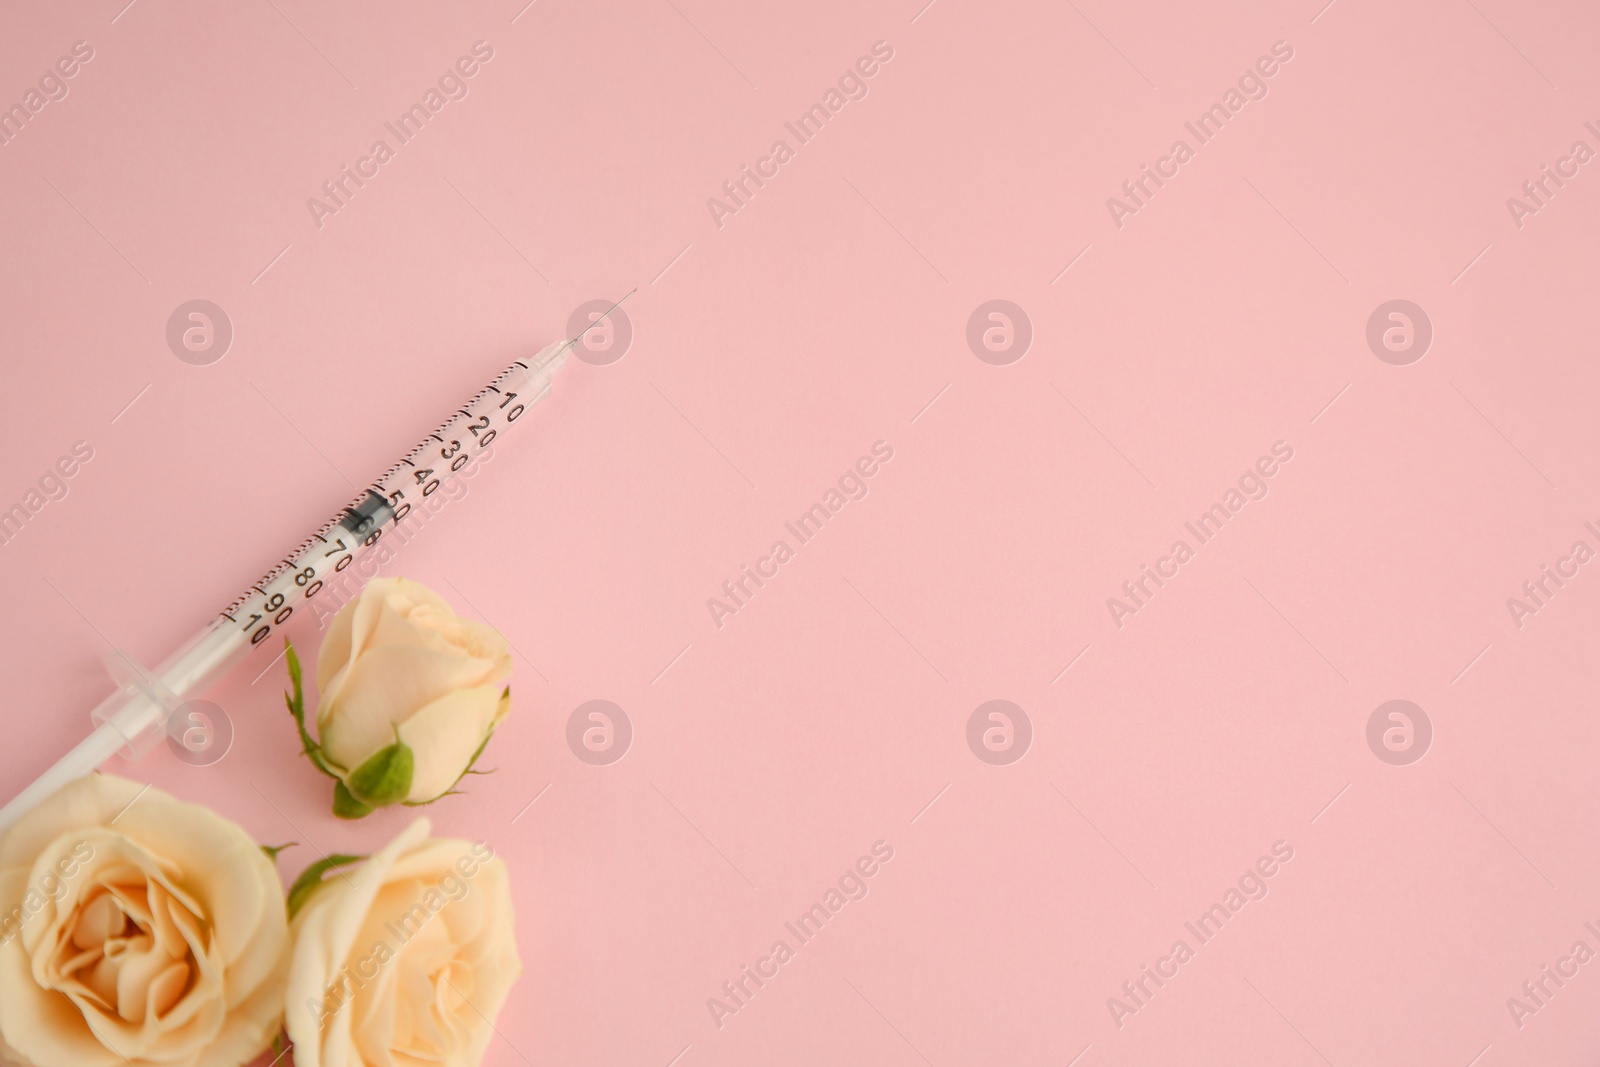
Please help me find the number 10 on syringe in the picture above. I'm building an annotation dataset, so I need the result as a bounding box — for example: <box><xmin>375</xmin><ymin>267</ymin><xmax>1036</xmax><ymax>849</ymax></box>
<box><xmin>0</xmin><ymin>338</ymin><xmax>573</xmax><ymax>835</ymax></box>
<box><xmin>228</xmin><ymin>363</ymin><xmax>532</xmax><ymax>650</ymax></box>
<box><xmin>225</xmin><ymin>353</ymin><xmax>538</xmax><ymax>650</ymax></box>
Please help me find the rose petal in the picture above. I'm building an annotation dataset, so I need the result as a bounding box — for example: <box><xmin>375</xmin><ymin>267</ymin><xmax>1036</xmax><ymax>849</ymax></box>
<box><xmin>398</xmin><ymin>685</ymin><xmax>509</xmax><ymax>802</ymax></box>
<box><xmin>104</xmin><ymin>795</ymin><xmax>285</xmax><ymax>1001</ymax></box>
<box><xmin>319</xmin><ymin>577</ymin><xmax>403</xmax><ymax>700</ymax></box>
<box><xmin>0</xmin><ymin>776</ymin><xmax>141</xmax><ymax>872</ymax></box>
<box><xmin>285</xmin><ymin>818</ymin><xmax>433</xmax><ymax>1067</ymax></box>
<box><xmin>317</xmin><ymin>646</ymin><xmax>502</xmax><ymax>771</ymax></box>
<box><xmin>0</xmin><ymin>776</ymin><xmax>289</xmax><ymax>1067</ymax></box>
<box><xmin>315</xmin><ymin>589</ymin><xmax>359</xmax><ymax>695</ymax></box>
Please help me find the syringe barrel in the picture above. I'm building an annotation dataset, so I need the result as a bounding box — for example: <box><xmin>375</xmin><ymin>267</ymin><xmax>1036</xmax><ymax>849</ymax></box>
<box><xmin>83</xmin><ymin>623</ymin><xmax>247</xmax><ymax>760</ymax></box>
<box><xmin>0</xmin><ymin>341</ymin><xmax>571</xmax><ymax>835</ymax></box>
<box><xmin>215</xmin><ymin>342</ymin><xmax>567</xmax><ymax>656</ymax></box>
<box><xmin>111</xmin><ymin>343</ymin><xmax>566</xmax><ymax>759</ymax></box>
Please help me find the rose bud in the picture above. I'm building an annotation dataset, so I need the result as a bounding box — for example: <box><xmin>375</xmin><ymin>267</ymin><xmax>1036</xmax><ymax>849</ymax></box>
<box><xmin>287</xmin><ymin>577</ymin><xmax>513</xmax><ymax>819</ymax></box>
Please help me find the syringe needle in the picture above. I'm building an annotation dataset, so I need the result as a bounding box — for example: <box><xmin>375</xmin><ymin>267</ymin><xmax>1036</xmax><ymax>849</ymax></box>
<box><xmin>0</xmin><ymin>339</ymin><xmax>574</xmax><ymax>835</ymax></box>
<box><xmin>557</xmin><ymin>288</ymin><xmax>637</xmax><ymax>358</ymax></box>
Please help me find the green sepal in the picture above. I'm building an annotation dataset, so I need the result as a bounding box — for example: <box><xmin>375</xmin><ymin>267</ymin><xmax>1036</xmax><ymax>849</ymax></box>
<box><xmin>345</xmin><ymin>732</ymin><xmax>415</xmax><ymax>809</ymax></box>
<box><xmin>332</xmin><ymin>781</ymin><xmax>373</xmax><ymax>820</ymax></box>
<box><xmin>261</xmin><ymin>842</ymin><xmax>297</xmax><ymax>862</ymax></box>
<box><xmin>404</xmin><ymin>688</ymin><xmax>510</xmax><ymax>806</ymax></box>
<box><xmin>404</xmin><ymin>791</ymin><xmax>464</xmax><ymax>805</ymax></box>
<box><xmin>286</xmin><ymin>852</ymin><xmax>366</xmax><ymax>919</ymax></box>
<box><xmin>284</xmin><ymin>641</ymin><xmax>341</xmax><ymax>780</ymax></box>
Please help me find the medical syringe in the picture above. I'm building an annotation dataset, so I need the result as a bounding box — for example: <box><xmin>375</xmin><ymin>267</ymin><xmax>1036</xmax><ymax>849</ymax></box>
<box><xmin>0</xmin><ymin>310</ymin><xmax>610</xmax><ymax>834</ymax></box>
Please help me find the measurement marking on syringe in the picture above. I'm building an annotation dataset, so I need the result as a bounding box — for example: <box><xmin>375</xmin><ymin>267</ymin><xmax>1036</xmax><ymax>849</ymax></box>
<box><xmin>0</xmin><ymin>341</ymin><xmax>573</xmax><ymax>836</ymax></box>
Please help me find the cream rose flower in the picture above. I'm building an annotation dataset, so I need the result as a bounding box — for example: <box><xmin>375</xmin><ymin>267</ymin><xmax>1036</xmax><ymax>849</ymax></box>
<box><xmin>284</xmin><ymin>818</ymin><xmax>521</xmax><ymax>1067</ymax></box>
<box><xmin>289</xmin><ymin>577</ymin><xmax>513</xmax><ymax>818</ymax></box>
<box><xmin>0</xmin><ymin>775</ymin><xmax>289</xmax><ymax>1067</ymax></box>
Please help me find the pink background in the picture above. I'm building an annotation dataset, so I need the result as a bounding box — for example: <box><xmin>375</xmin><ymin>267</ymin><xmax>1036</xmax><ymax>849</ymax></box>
<box><xmin>3</xmin><ymin>0</ymin><xmax>1600</xmax><ymax>1063</ymax></box>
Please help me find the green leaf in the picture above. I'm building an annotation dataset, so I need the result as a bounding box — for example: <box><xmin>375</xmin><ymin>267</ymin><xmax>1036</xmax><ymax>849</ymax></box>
<box><xmin>332</xmin><ymin>780</ymin><xmax>373</xmax><ymax>820</ymax></box>
<box><xmin>345</xmin><ymin>735</ymin><xmax>414</xmax><ymax>809</ymax></box>
<box><xmin>285</xmin><ymin>636</ymin><xmax>302</xmax><ymax>698</ymax></box>
<box><xmin>286</xmin><ymin>852</ymin><xmax>366</xmax><ymax>919</ymax></box>
<box><xmin>285</xmin><ymin>641</ymin><xmax>341</xmax><ymax>780</ymax></box>
<box><xmin>261</xmin><ymin>842</ymin><xmax>297</xmax><ymax>861</ymax></box>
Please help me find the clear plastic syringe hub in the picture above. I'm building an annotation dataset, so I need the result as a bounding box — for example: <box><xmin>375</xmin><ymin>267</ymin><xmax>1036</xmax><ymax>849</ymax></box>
<box><xmin>0</xmin><ymin>331</ymin><xmax>587</xmax><ymax>836</ymax></box>
<box><xmin>89</xmin><ymin>650</ymin><xmax>184</xmax><ymax>760</ymax></box>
